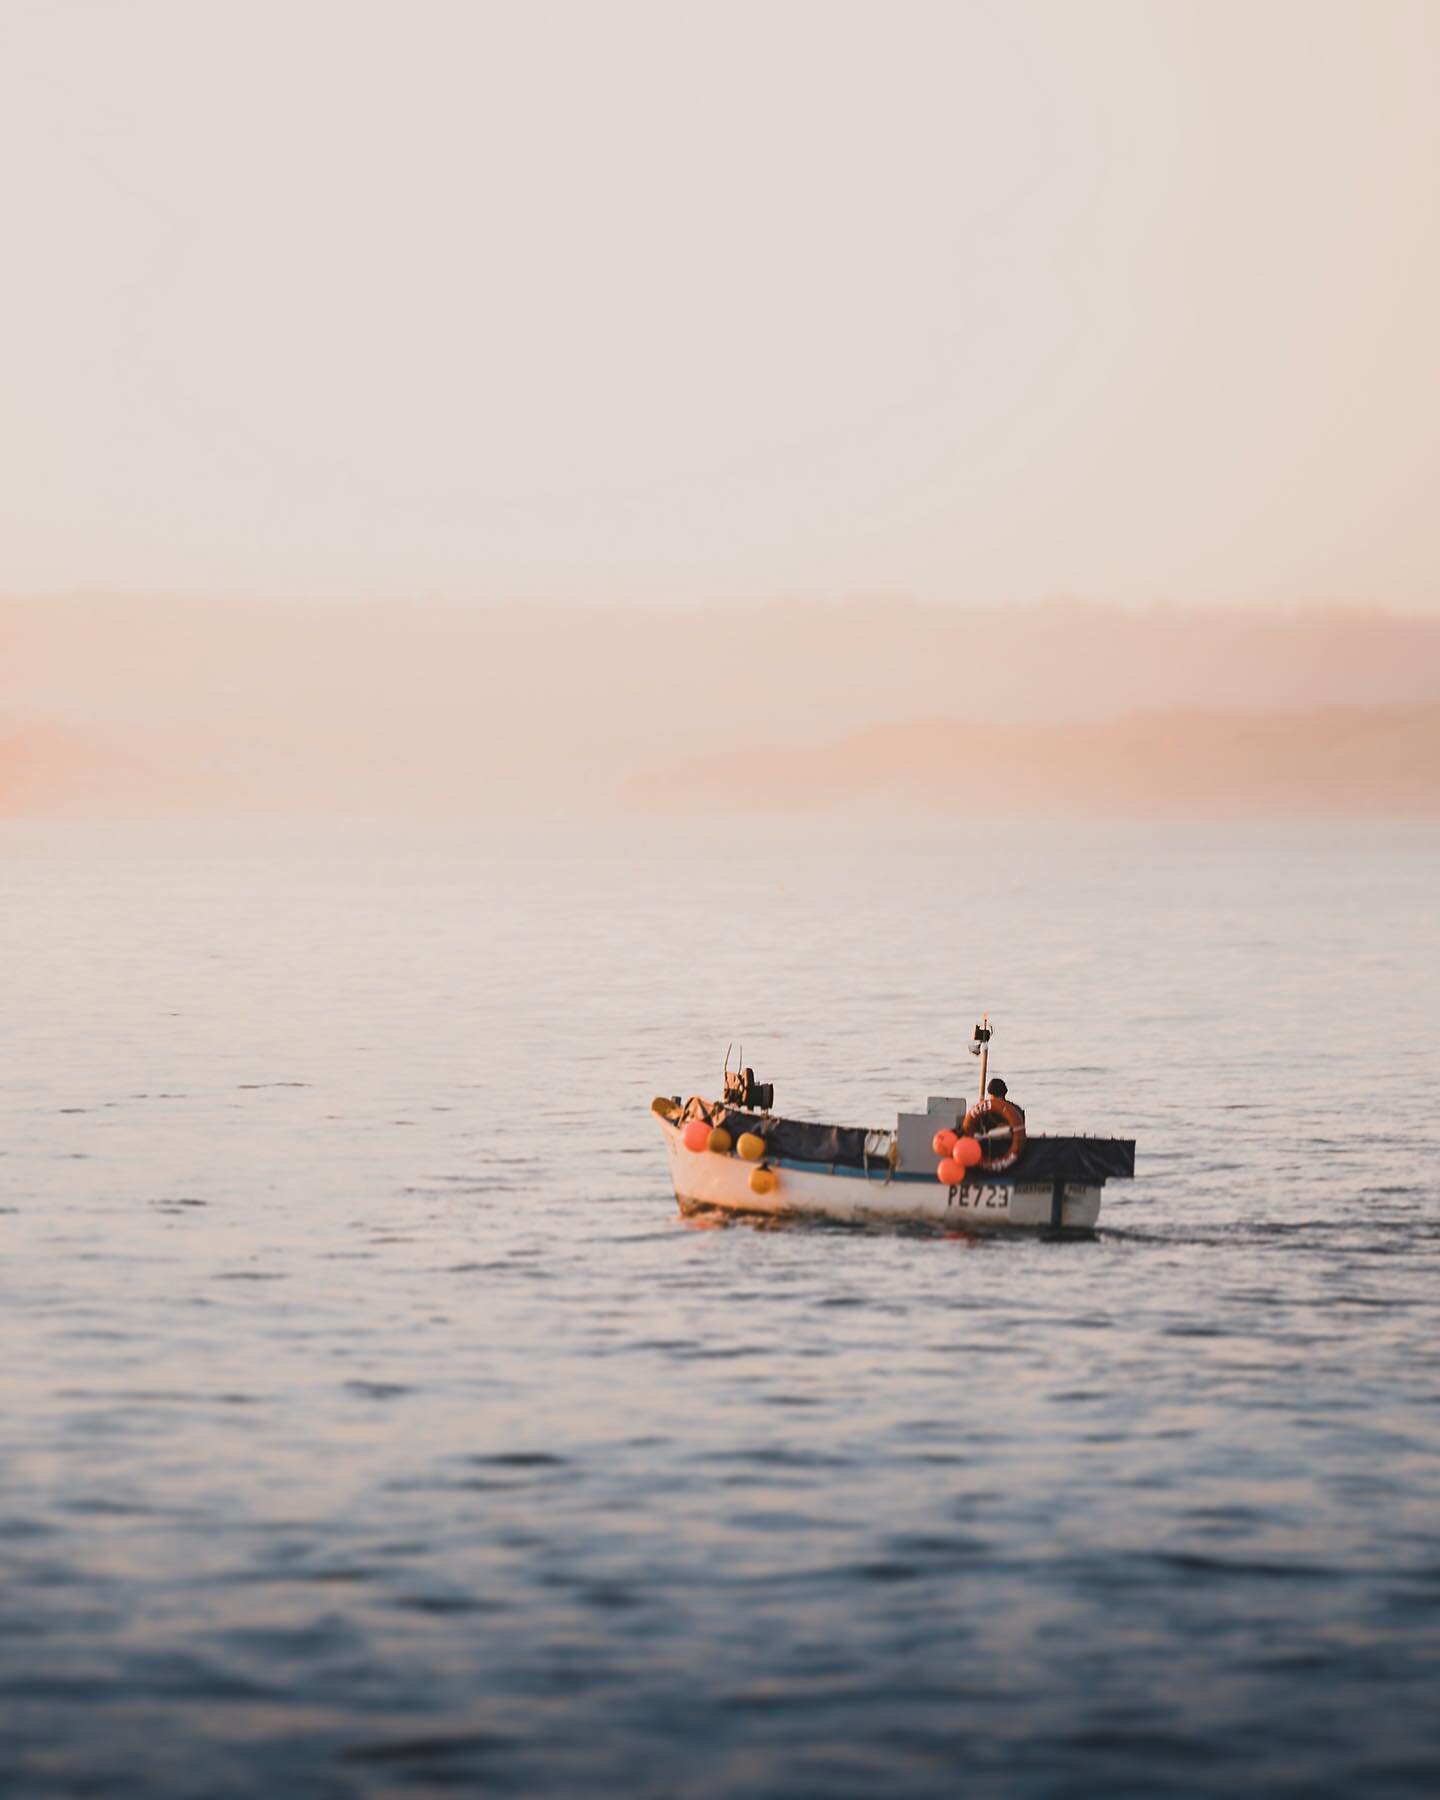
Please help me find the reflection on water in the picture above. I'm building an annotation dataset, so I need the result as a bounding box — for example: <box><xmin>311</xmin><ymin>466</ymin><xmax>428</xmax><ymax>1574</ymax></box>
<box><xmin>2</xmin><ymin>821</ymin><xmax>1439</xmax><ymax>1794</ymax></box>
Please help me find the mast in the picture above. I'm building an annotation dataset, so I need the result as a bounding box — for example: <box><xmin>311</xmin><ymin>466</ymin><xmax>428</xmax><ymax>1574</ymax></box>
<box><xmin>971</xmin><ymin>1015</ymin><xmax>991</xmax><ymax>1105</ymax></box>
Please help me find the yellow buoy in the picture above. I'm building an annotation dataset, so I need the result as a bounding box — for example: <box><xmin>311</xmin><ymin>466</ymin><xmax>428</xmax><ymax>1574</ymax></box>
<box><xmin>749</xmin><ymin>1166</ymin><xmax>777</xmax><ymax>1196</ymax></box>
<box><xmin>707</xmin><ymin>1127</ymin><xmax>733</xmax><ymax>1155</ymax></box>
<box><xmin>737</xmin><ymin>1132</ymin><xmax>766</xmax><ymax>1162</ymax></box>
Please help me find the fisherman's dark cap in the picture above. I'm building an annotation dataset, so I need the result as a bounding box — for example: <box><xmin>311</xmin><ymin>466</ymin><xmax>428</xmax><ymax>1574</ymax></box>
<box><xmin>987</xmin><ymin>1078</ymin><xmax>1008</xmax><ymax>1098</ymax></box>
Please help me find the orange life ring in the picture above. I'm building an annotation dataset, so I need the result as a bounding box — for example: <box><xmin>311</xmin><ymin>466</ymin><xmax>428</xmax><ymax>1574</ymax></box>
<box><xmin>960</xmin><ymin>1096</ymin><xmax>1027</xmax><ymax>1173</ymax></box>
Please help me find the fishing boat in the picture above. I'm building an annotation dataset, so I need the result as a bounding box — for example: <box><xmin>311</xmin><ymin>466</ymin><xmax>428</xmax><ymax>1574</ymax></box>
<box><xmin>652</xmin><ymin>1018</ymin><xmax>1135</xmax><ymax>1234</ymax></box>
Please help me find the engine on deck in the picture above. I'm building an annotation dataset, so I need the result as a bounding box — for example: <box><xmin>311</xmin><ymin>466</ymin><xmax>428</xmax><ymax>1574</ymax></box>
<box><xmin>722</xmin><ymin>1063</ymin><xmax>774</xmax><ymax>1111</ymax></box>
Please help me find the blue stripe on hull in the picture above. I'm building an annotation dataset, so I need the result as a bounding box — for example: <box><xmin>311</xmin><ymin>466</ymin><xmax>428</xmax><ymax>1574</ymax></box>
<box><xmin>769</xmin><ymin>1155</ymin><xmax>1015</xmax><ymax>1186</ymax></box>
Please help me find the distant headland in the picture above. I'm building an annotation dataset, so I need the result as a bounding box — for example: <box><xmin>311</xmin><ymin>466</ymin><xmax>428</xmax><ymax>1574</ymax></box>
<box><xmin>4</xmin><ymin>594</ymin><xmax>1439</xmax><ymax>820</ymax></box>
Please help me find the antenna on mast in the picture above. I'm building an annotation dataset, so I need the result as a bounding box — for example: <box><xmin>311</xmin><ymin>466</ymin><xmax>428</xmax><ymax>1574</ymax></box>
<box><xmin>969</xmin><ymin>1015</ymin><xmax>992</xmax><ymax>1104</ymax></box>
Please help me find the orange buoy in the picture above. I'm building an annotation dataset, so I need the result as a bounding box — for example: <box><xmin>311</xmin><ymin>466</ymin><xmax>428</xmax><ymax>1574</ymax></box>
<box><xmin>707</xmin><ymin>1126</ymin><xmax>733</xmax><ymax>1154</ymax></box>
<box><xmin>955</xmin><ymin>1135</ymin><xmax>984</xmax><ymax>1169</ymax></box>
<box><xmin>749</xmin><ymin>1166</ymin><xmax>777</xmax><ymax>1196</ymax></box>
<box><xmin>932</xmin><ymin>1129</ymin><xmax>958</xmax><ymax>1157</ymax></box>
<box><xmin>936</xmin><ymin>1156</ymin><xmax>963</xmax><ymax>1185</ymax></box>
<box><xmin>737</xmin><ymin>1132</ymin><xmax>766</xmax><ymax>1162</ymax></box>
<box><xmin>682</xmin><ymin>1118</ymin><xmax>711</xmax><ymax>1152</ymax></box>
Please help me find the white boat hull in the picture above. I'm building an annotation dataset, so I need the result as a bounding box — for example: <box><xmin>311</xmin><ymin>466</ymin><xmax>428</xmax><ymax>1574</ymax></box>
<box><xmin>660</xmin><ymin>1119</ymin><xmax>1101</xmax><ymax>1232</ymax></box>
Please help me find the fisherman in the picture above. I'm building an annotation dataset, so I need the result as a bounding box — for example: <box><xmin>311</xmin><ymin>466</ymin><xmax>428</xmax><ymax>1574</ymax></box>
<box><xmin>986</xmin><ymin>1076</ymin><xmax>1024</xmax><ymax>1125</ymax></box>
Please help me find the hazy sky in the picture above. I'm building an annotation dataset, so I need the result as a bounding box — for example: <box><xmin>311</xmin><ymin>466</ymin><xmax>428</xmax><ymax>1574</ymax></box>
<box><xmin>3</xmin><ymin>0</ymin><xmax>1438</xmax><ymax>608</ymax></box>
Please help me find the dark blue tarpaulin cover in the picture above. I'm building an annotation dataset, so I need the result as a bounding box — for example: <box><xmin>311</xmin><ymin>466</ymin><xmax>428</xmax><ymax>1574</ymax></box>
<box><xmin>684</xmin><ymin>1101</ymin><xmax>1135</xmax><ymax>1183</ymax></box>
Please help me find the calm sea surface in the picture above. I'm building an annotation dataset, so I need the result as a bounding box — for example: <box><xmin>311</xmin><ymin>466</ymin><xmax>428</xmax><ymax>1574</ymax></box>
<box><xmin>3</xmin><ymin>820</ymin><xmax>1439</xmax><ymax>1796</ymax></box>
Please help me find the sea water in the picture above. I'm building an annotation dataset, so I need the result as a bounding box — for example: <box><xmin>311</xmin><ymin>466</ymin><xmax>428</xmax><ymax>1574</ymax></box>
<box><xmin>3</xmin><ymin>820</ymin><xmax>1438</xmax><ymax>1795</ymax></box>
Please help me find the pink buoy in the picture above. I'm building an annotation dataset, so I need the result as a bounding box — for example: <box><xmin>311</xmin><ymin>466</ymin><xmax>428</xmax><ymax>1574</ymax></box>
<box><xmin>682</xmin><ymin>1118</ymin><xmax>711</xmax><ymax>1152</ymax></box>
<box><xmin>956</xmin><ymin>1135</ymin><xmax>984</xmax><ymax>1168</ymax></box>
<box><xmin>936</xmin><ymin>1156</ymin><xmax>963</xmax><ymax>1185</ymax></box>
<box><xmin>932</xmin><ymin>1129</ymin><xmax>958</xmax><ymax>1157</ymax></box>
